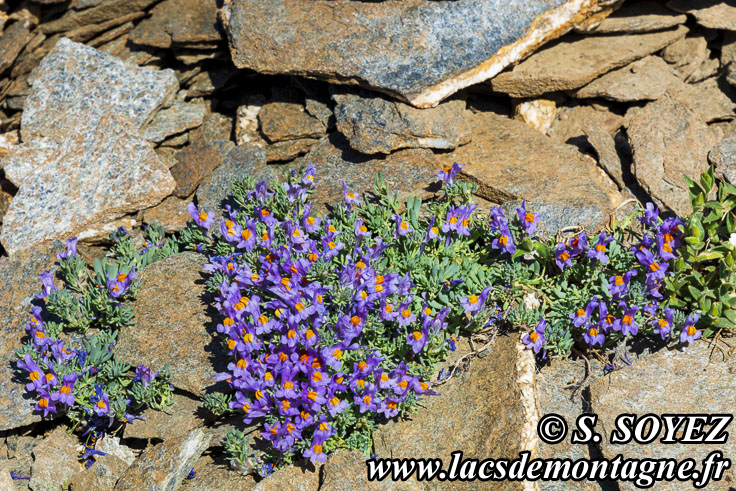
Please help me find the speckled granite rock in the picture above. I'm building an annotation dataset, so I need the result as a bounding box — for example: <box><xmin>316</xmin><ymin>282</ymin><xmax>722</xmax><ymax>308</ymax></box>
<box><xmin>661</xmin><ymin>36</ymin><xmax>708</xmax><ymax>80</ymax></box>
<box><xmin>40</xmin><ymin>0</ymin><xmax>161</xmax><ymax>34</ymax></box>
<box><xmin>2</xmin><ymin>136</ymin><xmax>57</xmax><ymax>187</ymax></box>
<box><xmin>491</xmin><ymin>25</ymin><xmax>687</xmax><ymax>98</ymax></box>
<box><xmin>181</xmin><ymin>453</ymin><xmax>255</xmax><ymax>489</ymax></box>
<box><xmin>116</xmin><ymin>253</ymin><xmax>221</xmax><ymax>396</ymax></box>
<box><xmin>264</xmin><ymin>138</ymin><xmax>320</xmax><ymax>162</ymax></box>
<box><xmin>29</xmin><ymin>427</ymin><xmax>81</xmax><ymax>491</ymax></box>
<box><xmin>251</xmin><ymin>464</ymin><xmax>321</xmax><ymax>491</ymax></box>
<box><xmin>576</xmin><ymin>1</ymin><xmax>686</xmax><ymax>33</ymax></box>
<box><xmin>0</xmin><ymin>244</ymin><xmax>60</xmax><ymax>431</ymax></box>
<box><xmin>195</xmin><ymin>144</ymin><xmax>268</xmax><ymax>212</ymax></box>
<box><xmin>129</xmin><ymin>0</ymin><xmax>222</xmax><ymax>48</ymax></box>
<box><xmin>0</xmin><ymin>115</ymin><xmax>175</xmax><ymax>256</ymax></box>
<box><xmin>21</xmin><ymin>38</ymin><xmax>178</xmax><ymax>145</ymax></box>
<box><xmin>373</xmin><ymin>336</ymin><xmax>537</xmax><ymax>491</ymax></box>
<box><xmin>332</xmin><ymin>90</ymin><xmax>470</xmax><ymax>154</ymax></box>
<box><xmin>450</xmin><ymin>111</ymin><xmax>622</xmax><ymax>232</ymax></box>
<box><xmin>258</xmin><ymin>102</ymin><xmax>325</xmax><ymax>143</ymax></box>
<box><xmin>628</xmin><ymin>90</ymin><xmax>716</xmax><ymax>216</ymax></box>
<box><xmin>321</xmin><ymin>450</ymin><xmax>419</xmax><ymax>490</ymax></box>
<box><xmin>141</xmin><ymin>195</ymin><xmax>193</xmax><ymax>233</ymax></box>
<box><xmin>667</xmin><ymin>0</ymin><xmax>736</xmax><ymax>31</ymax></box>
<box><xmin>141</xmin><ymin>100</ymin><xmax>207</xmax><ymax>143</ymax></box>
<box><xmin>224</xmin><ymin>0</ymin><xmax>621</xmax><ymax>108</ymax></box>
<box><xmin>573</xmin><ymin>56</ymin><xmax>683</xmax><ymax>102</ymax></box>
<box><xmin>70</xmin><ymin>454</ymin><xmax>129</xmax><ymax>490</ymax></box>
<box><xmin>583</xmin><ymin>119</ymin><xmax>625</xmax><ymax>189</ymax></box>
<box><xmin>124</xmin><ymin>393</ymin><xmax>205</xmax><ymax>440</ymax></box>
<box><xmin>674</xmin><ymin>77</ymin><xmax>736</xmax><ymax>123</ymax></box>
<box><xmin>116</xmin><ymin>428</ymin><xmax>211</xmax><ymax>491</ymax></box>
<box><xmin>591</xmin><ymin>342</ymin><xmax>736</xmax><ymax>490</ymax></box>
<box><xmin>548</xmin><ymin>103</ymin><xmax>624</xmax><ymax>143</ymax></box>
<box><xmin>708</xmin><ymin>136</ymin><xmax>736</xmax><ymax>184</ymax></box>
<box><xmin>0</xmin><ymin>470</ymin><xmax>12</xmax><ymax>489</ymax></box>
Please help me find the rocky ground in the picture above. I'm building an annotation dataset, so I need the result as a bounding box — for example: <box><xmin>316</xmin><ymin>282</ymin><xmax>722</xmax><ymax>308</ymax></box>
<box><xmin>0</xmin><ymin>0</ymin><xmax>734</xmax><ymax>489</ymax></box>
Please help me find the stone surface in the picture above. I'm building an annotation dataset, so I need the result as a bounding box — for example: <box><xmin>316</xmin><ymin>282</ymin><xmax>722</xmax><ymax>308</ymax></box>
<box><xmin>667</xmin><ymin>0</ymin><xmax>736</xmax><ymax>31</ymax></box>
<box><xmin>373</xmin><ymin>336</ymin><xmax>537</xmax><ymax>491</ymax></box>
<box><xmin>661</xmin><ymin>35</ymin><xmax>709</xmax><ymax>80</ymax></box>
<box><xmin>124</xmin><ymin>393</ymin><xmax>205</xmax><ymax>440</ymax></box>
<box><xmin>491</xmin><ymin>25</ymin><xmax>687</xmax><ymax>98</ymax></box>
<box><xmin>583</xmin><ymin>119</ymin><xmax>625</xmax><ymax>189</ymax></box>
<box><xmin>195</xmin><ymin>144</ymin><xmax>268</xmax><ymax>212</ymax></box>
<box><xmin>117</xmin><ymin>253</ymin><xmax>220</xmax><ymax>396</ymax></box>
<box><xmin>708</xmin><ymin>136</ymin><xmax>736</xmax><ymax>184</ymax></box>
<box><xmin>259</xmin><ymin>102</ymin><xmax>325</xmax><ymax>143</ymax></box>
<box><xmin>21</xmin><ymin>38</ymin><xmax>179</xmax><ymax>145</ymax></box>
<box><xmin>0</xmin><ymin>245</ymin><xmax>60</xmax><ymax>430</ymax></box>
<box><xmin>141</xmin><ymin>100</ymin><xmax>207</xmax><ymax>143</ymax></box>
<box><xmin>722</xmin><ymin>31</ymin><xmax>736</xmax><ymax>68</ymax></box>
<box><xmin>332</xmin><ymin>90</ymin><xmax>470</xmax><ymax>154</ymax></box>
<box><xmin>29</xmin><ymin>427</ymin><xmax>81</xmax><ymax>491</ymax></box>
<box><xmin>0</xmin><ymin>129</ymin><xmax>19</xmax><ymax>159</ymax></box>
<box><xmin>576</xmin><ymin>0</ymin><xmax>686</xmax><ymax>33</ymax></box>
<box><xmin>116</xmin><ymin>428</ymin><xmax>211</xmax><ymax>491</ymax></box>
<box><xmin>513</xmin><ymin>98</ymin><xmax>557</xmax><ymax>134</ymax></box>
<box><xmin>321</xmin><ymin>450</ymin><xmax>418</xmax><ymax>490</ymax></box>
<box><xmin>628</xmin><ymin>90</ymin><xmax>716</xmax><ymax>216</ymax></box>
<box><xmin>141</xmin><ymin>195</ymin><xmax>192</xmax><ymax>233</ymax></box>
<box><xmin>674</xmin><ymin>77</ymin><xmax>736</xmax><ymax>123</ymax></box>
<box><xmin>251</xmin><ymin>464</ymin><xmax>321</xmax><ymax>491</ymax></box>
<box><xmin>1</xmin><ymin>115</ymin><xmax>175</xmax><ymax>256</ymax></box>
<box><xmin>190</xmin><ymin>111</ymin><xmax>233</xmax><ymax>143</ymax></box>
<box><xmin>224</xmin><ymin>0</ymin><xmax>621</xmax><ymax>108</ymax></box>
<box><xmin>130</xmin><ymin>0</ymin><xmax>221</xmax><ymax>48</ymax></box>
<box><xmin>235</xmin><ymin>97</ymin><xmax>266</xmax><ymax>146</ymax></box>
<box><xmin>0</xmin><ymin>18</ymin><xmax>33</xmax><ymax>76</ymax></box>
<box><xmin>1</xmin><ymin>434</ymin><xmax>41</xmax><ymax>480</ymax></box>
<box><xmin>591</xmin><ymin>342</ymin><xmax>736</xmax><ymax>490</ymax></box>
<box><xmin>41</xmin><ymin>0</ymin><xmax>160</xmax><ymax>34</ymax></box>
<box><xmin>573</xmin><ymin>56</ymin><xmax>683</xmax><ymax>102</ymax></box>
<box><xmin>2</xmin><ymin>137</ymin><xmax>57</xmax><ymax>187</ymax></box>
<box><xmin>264</xmin><ymin>138</ymin><xmax>320</xmax><ymax>162</ymax></box>
<box><xmin>449</xmin><ymin>111</ymin><xmax>622</xmax><ymax>231</ymax></box>
<box><xmin>171</xmin><ymin>140</ymin><xmax>231</xmax><ymax>198</ymax></box>
<box><xmin>181</xmin><ymin>453</ymin><xmax>255</xmax><ymax>489</ymax></box>
<box><xmin>70</xmin><ymin>454</ymin><xmax>129</xmax><ymax>490</ymax></box>
<box><xmin>0</xmin><ymin>189</ymin><xmax>11</xmax><ymax>223</ymax></box>
<box><xmin>96</xmin><ymin>435</ymin><xmax>137</xmax><ymax>466</ymax></box>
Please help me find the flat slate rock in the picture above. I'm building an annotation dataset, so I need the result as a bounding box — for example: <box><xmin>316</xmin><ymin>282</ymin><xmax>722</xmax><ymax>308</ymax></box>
<box><xmin>591</xmin><ymin>342</ymin><xmax>736</xmax><ymax>490</ymax></box>
<box><xmin>223</xmin><ymin>0</ymin><xmax>620</xmax><ymax>108</ymax></box>
<box><xmin>576</xmin><ymin>0</ymin><xmax>687</xmax><ymax>34</ymax></box>
<box><xmin>628</xmin><ymin>90</ymin><xmax>716</xmax><ymax>216</ymax></box>
<box><xmin>0</xmin><ymin>18</ymin><xmax>34</xmax><ymax>76</ymax></box>
<box><xmin>171</xmin><ymin>140</ymin><xmax>233</xmax><ymax>198</ymax></box>
<box><xmin>41</xmin><ymin>0</ymin><xmax>160</xmax><ymax>34</ymax></box>
<box><xmin>129</xmin><ymin>0</ymin><xmax>222</xmax><ymax>48</ymax></box>
<box><xmin>116</xmin><ymin>252</ymin><xmax>222</xmax><ymax>397</ymax></box>
<box><xmin>667</xmin><ymin>0</ymin><xmax>736</xmax><ymax>31</ymax></box>
<box><xmin>258</xmin><ymin>101</ymin><xmax>325</xmax><ymax>143</ymax></box>
<box><xmin>141</xmin><ymin>195</ymin><xmax>193</xmax><ymax>233</ymax></box>
<box><xmin>141</xmin><ymin>99</ymin><xmax>207</xmax><ymax>143</ymax></box>
<box><xmin>573</xmin><ymin>55</ymin><xmax>684</xmax><ymax>102</ymax></box>
<box><xmin>116</xmin><ymin>428</ymin><xmax>211</xmax><ymax>491</ymax></box>
<box><xmin>332</xmin><ymin>90</ymin><xmax>471</xmax><ymax>154</ymax></box>
<box><xmin>0</xmin><ymin>244</ymin><xmax>60</xmax><ymax>431</ymax></box>
<box><xmin>30</xmin><ymin>427</ymin><xmax>82</xmax><ymax>490</ymax></box>
<box><xmin>70</xmin><ymin>453</ymin><xmax>130</xmax><ymax>490</ymax></box>
<box><xmin>0</xmin><ymin>115</ymin><xmax>175</xmax><ymax>256</ymax></box>
<box><xmin>674</xmin><ymin>76</ymin><xmax>736</xmax><ymax>123</ymax></box>
<box><xmin>491</xmin><ymin>25</ymin><xmax>687</xmax><ymax>98</ymax></box>
<box><xmin>124</xmin><ymin>393</ymin><xmax>205</xmax><ymax>440</ymax></box>
<box><xmin>449</xmin><ymin>111</ymin><xmax>622</xmax><ymax>232</ymax></box>
<box><xmin>21</xmin><ymin>38</ymin><xmax>179</xmax><ymax>145</ymax></box>
<box><xmin>708</xmin><ymin>135</ymin><xmax>736</xmax><ymax>184</ymax></box>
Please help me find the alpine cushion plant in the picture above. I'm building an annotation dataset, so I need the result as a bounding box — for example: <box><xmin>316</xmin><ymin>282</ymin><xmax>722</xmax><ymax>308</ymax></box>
<box><xmin>13</xmin><ymin>224</ymin><xmax>179</xmax><ymax>467</ymax></box>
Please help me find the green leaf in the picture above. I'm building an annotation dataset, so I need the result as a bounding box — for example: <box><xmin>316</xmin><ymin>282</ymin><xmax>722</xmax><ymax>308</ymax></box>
<box><xmin>692</xmin><ymin>251</ymin><xmax>724</xmax><ymax>261</ymax></box>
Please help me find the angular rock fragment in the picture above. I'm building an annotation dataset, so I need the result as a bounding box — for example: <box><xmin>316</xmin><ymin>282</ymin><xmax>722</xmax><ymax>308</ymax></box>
<box><xmin>0</xmin><ymin>18</ymin><xmax>33</xmax><ymax>76</ymax></box>
<box><xmin>491</xmin><ymin>25</ymin><xmax>687</xmax><ymax>98</ymax></box>
<box><xmin>628</xmin><ymin>90</ymin><xmax>716</xmax><ymax>215</ymax></box>
<box><xmin>29</xmin><ymin>427</ymin><xmax>82</xmax><ymax>490</ymax></box>
<box><xmin>2</xmin><ymin>137</ymin><xmax>57</xmax><ymax>187</ymax></box>
<box><xmin>708</xmin><ymin>136</ymin><xmax>736</xmax><ymax>184</ymax></box>
<box><xmin>258</xmin><ymin>102</ymin><xmax>325</xmax><ymax>143</ymax></box>
<box><xmin>21</xmin><ymin>38</ymin><xmax>179</xmax><ymax>144</ymax></box>
<box><xmin>661</xmin><ymin>35</ymin><xmax>709</xmax><ymax>80</ymax></box>
<box><xmin>141</xmin><ymin>99</ymin><xmax>207</xmax><ymax>143</ymax></box>
<box><xmin>573</xmin><ymin>56</ymin><xmax>683</xmax><ymax>102</ymax></box>
<box><xmin>195</xmin><ymin>144</ymin><xmax>268</xmax><ymax>212</ymax></box>
<box><xmin>674</xmin><ymin>77</ymin><xmax>736</xmax><ymax>123</ymax></box>
<box><xmin>70</xmin><ymin>454</ymin><xmax>130</xmax><ymax>490</ymax></box>
<box><xmin>124</xmin><ymin>393</ymin><xmax>205</xmax><ymax>440</ymax></box>
<box><xmin>41</xmin><ymin>0</ymin><xmax>161</xmax><ymax>34</ymax></box>
<box><xmin>667</xmin><ymin>0</ymin><xmax>736</xmax><ymax>31</ymax></box>
<box><xmin>141</xmin><ymin>196</ymin><xmax>192</xmax><ymax>233</ymax></box>
<box><xmin>450</xmin><ymin>111</ymin><xmax>622</xmax><ymax>231</ymax></box>
<box><xmin>576</xmin><ymin>1</ymin><xmax>687</xmax><ymax>34</ymax></box>
<box><xmin>264</xmin><ymin>138</ymin><xmax>320</xmax><ymax>162</ymax></box>
<box><xmin>115</xmin><ymin>428</ymin><xmax>211</xmax><ymax>490</ymax></box>
<box><xmin>116</xmin><ymin>253</ymin><xmax>221</xmax><ymax>396</ymax></box>
<box><xmin>591</xmin><ymin>342</ymin><xmax>736</xmax><ymax>489</ymax></box>
<box><xmin>170</xmin><ymin>140</ymin><xmax>231</xmax><ymax>198</ymax></box>
<box><xmin>224</xmin><ymin>0</ymin><xmax>622</xmax><ymax>108</ymax></box>
<box><xmin>582</xmin><ymin>121</ymin><xmax>625</xmax><ymax>189</ymax></box>
<box><xmin>0</xmin><ymin>115</ymin><xmax>175</xmax><ymax>256</ymax></box>
<box><xmin>332</xmin><ymin>90</ymin><xmax>470</xmax><ymax>154</ymax></box>
<box><xmin>513</xmin><ymin>98</ymin><xmax>557</xmax><ymax>134</ymax></box>
<box><xmin>129</xmin><ymin>0</ymin><xmax>222</xmax><ymax>48</ymax></box>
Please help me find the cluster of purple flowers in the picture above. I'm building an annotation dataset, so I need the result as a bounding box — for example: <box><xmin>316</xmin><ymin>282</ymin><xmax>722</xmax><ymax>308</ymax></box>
<box><xmin>194</xmin><ymin>165</ymin><xmax>453</xmax><ymax>463</ymax></box>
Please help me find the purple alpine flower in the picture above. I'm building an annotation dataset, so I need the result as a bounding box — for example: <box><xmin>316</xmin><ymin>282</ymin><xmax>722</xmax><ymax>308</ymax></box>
<box><xmin>613</xmin><ymin>304</ymin><xmax>639</xmax><ymax>336</ymax></box>
<box><xmin>51</xmin><ymin>372</ymin><xmax>79</xmax><ymax>406</ymax></box>
<box><xmin>522</xmin><ymin>318</ymin><xmax>546</xmax><ymax>354</ymax></box>
<box><xmin>568</xmin><ymin>231</ymin><xmax>588</xmax><ymax>257</ymax></box>
<box><xmin>341</xmin><ymin>180</ymin><xmax>360</xmax><ymax>209</ymax></box>
<box><xmin>303</xmin><ymin>435</ymin><xmax>329</xmax><ymax>464</ymax></box>
<box><xmin>436</xmin><ymin>162</ymin><xmax>464</xmax><ymax>185</ymax></box>
<box><xmin>491</xmin><ymin>222</ymin><xmax>516</xmax><ymax>255</ymax></box>
<box><xmin>652</xmin><ymin>308</ymin><xmax>675</xmax><ymax>340</ymax></box>
<box><xmin>36</xmin><ymin>270</ymin><xmax>57</xmax><ymax>299</ymax></box>
<box><xmin>583</xmin><ymin>325</ymin><xmax>605</xmax><ymax>347</ymax></box>
<box><xmin>488</xmin><ymin>207</ymin><xmax>507</xmax><ymax>233</ymax></box>
<box><xmin>570</xmin><ymin>297</ymin><xmax>598</xmax><ymax>328</ymax></box>
<box><xmin>554</xmin><ymin>243</ymin><xmax>573</xmax><ymax>270</ymax></box>
<box><xmin>460</xmin><ymin>286</ymin><xmax>493</xmax><ymax>314</ymax></box>
<box><xmin>58</xmin><ymin>237</ymin><xmax>78</xmax><ymax>260</ymax></box>
<box><xmin>587</xmin><ymin>233</ymin><xmax>613</xmax><ymax>264</ymax></box>
<box><xmin>134</xmin><ymin>365</ymin><xmax>158</xmax><ymax>387</ymax></box>
<box><xmin>392</xmin><ymin>214</ymin><xmax>413</xmax><ymax>238</ymax></box>
<box><xmin>407</xmin><ymin>325</ymin><xmax>429</xmax><ymax>354</ymax></box>
<box><xmin>639</xmin><ymin>202</ymin><xmax>659</xmax><ymax>228</ymax></box>
<box><xmin>680</xmin><ymin>313</ymin><xmax>702</xmax><ymax>345</ymax></box>
<box><xmin>608</xmin><ymin>270</ymin><xmax>637</xmax><ymax>299</ymax></box>
<box><xmin>187</xmin><ymin>202</ymin><xmax>214</xmax><ymax>230</ymax></box>
<box><xmin>516</xmin><ymin>200</ymin><xmax>539</xmax><ymax>235</ymax></box>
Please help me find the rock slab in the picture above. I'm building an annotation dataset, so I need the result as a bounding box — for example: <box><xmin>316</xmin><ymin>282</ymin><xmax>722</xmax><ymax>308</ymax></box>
<box><xmin>224</xmin><ymin>0</ymin><xmax>621</xmax><ymax>107</ymax></box>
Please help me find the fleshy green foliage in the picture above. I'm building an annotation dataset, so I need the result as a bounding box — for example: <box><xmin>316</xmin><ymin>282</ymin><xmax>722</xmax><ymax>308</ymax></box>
<box><xmin>665</xmin><ymin>167</ymin><xmax>736</xmax><ymax>334</ymax></box>
<box><xmin>13</xmin><ymin>224</ymin><xmax>178</xmax><ymax>460</ymax></box>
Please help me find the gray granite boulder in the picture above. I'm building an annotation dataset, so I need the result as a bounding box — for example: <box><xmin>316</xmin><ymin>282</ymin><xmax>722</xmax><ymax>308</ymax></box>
<box><xmin>332</xmin><ymin>90</ymin><xmax>471</xmax><ymax>154</ymax></box>
<box><xmin>223</xmin><ymin>0</ymin><xmax>621</xmax><ymax>107</ymax></box>
<box><xmin>708</xmin><ymin>136</ymin><xmax>736</xmax><ymax>184</ymax></box>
